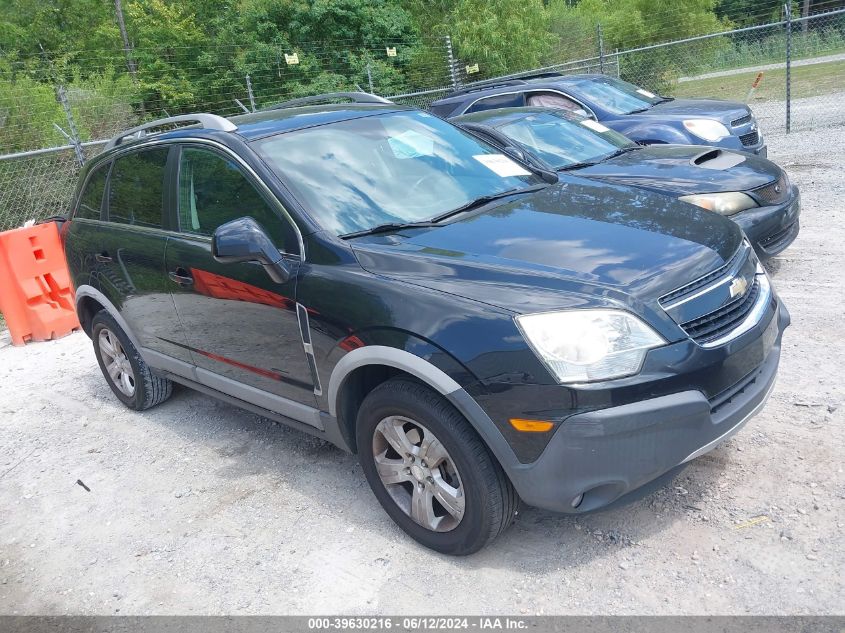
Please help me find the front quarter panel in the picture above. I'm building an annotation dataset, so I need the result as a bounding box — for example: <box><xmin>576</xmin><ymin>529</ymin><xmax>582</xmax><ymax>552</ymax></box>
<box><xmin>604</xmin><ymin>118</ymin><xmax>693</xmax><ymax>145</ymax></box>
<box><xmin>294</xmin><ymin>233</ymin><xmax>556</xmax><ymax>462</ymax></box>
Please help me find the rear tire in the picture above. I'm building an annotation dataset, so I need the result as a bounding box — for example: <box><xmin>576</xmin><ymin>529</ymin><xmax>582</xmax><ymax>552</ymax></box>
<box><xmin>91</xmin><ymin>310</ymin><xmax>172</xmax><ymax>411</ymax></box>
<box><xmin>356</xmin><ymin>378</ymin><xmax>517</xmax><ymax>555</ymax></box>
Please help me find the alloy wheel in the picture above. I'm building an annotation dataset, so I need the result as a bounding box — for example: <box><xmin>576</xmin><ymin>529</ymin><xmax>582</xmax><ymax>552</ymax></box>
<box><xmin>98</xmin><ymin>328</ymin><xmax>136</xmax><ymax>397</ymax></box>
<box><xmin>372</xmin><ymin>415</ymin><xmax>465</xmax><ymax>532</ymax></box>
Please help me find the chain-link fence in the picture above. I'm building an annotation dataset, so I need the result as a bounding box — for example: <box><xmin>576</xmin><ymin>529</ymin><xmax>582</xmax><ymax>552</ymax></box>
<box><xmin>1</xmin><ymin>7</ymin><xmax>844</xmax><ymax>231</ymax></box>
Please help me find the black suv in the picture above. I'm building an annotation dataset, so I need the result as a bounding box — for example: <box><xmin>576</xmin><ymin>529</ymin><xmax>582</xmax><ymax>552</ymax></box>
<box><xmin>63</xmin><ymin>94</ymin><xmax>789</xmax><ymax>555</ymax></box>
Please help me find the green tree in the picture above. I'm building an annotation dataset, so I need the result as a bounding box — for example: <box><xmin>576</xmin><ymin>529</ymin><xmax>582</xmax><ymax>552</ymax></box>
<box><xmin>449</xmin><ymin>0</ymin><xmax>555</xmax><ymax>77</ymax></box>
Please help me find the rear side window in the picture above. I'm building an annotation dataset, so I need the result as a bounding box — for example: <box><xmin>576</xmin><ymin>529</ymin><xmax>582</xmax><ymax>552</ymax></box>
<box><xmin>107</xmin><ymin>148</ymin><xmax>169</xmax><ymax>228</ymax></box>
<box><xmin>76</xmin><ymin>163</ymin><xmax>109</xmax><ymax>220</ymax></box>
<box><xmin>465</xmin><ymin>93</ymin><xmax>525</xmax><ymax>114</ymax></box>
<box><xmin>177</xmin><ymin>147</ymin><xmax>298</xmax><ymax>253</ymax></box>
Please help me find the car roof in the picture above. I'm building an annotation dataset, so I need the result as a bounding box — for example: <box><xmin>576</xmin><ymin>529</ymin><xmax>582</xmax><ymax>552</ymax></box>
<box><xmin>98</xmin><ymin>102</ymin><xmax>412</xmax><ymax>157</ymax></box>
<box><xmin>435</xmin><ymin>73</ymin><xmax>605</xmax><ymax>105</ymax></box>
<box><xmin>229</xmin><ymin>103</ymin><xmax>410</xmax><ymax>140</ymax></box>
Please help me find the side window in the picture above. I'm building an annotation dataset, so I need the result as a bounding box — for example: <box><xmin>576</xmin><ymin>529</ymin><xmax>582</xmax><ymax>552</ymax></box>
<box><xmin>108</xmin><ymin>148</ymin><xmax>168</xmax><ymax>228</ymax></box>
<box><xmin>76</xmin><ymin>162</ymin><xmax>109</xmax><ymax>220</ymax></box>
<box><xmin>177</xmin><ymin>147</ymin><xmax>298</xmax><ymax>254</ymax></box>
<box><xmin>465</xmin><ymin>93</ymin><xmax>526</xmax><ymax>114</ymax></box>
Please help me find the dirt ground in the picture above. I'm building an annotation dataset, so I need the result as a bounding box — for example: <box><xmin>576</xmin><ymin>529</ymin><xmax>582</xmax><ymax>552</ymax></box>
<box><xmin>0</xmin><ymin>115</ymin><xmax>843</xmax><ymax>616</ymax></box>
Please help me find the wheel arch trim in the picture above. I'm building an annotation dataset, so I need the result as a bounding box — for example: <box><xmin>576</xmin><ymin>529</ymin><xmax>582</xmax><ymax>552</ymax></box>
<box><xmin>74</xmin><ymin>285</ymin><xmax>141</xmax><ymax>349</ymax></box>
<box><xmin>327</xmin><ymin>345</ymin><xmax>462</xmax><ymax>418</ymax></box>
<box><xmin>327</xmin><ymin>346</ymin><xmax>524</xmax><ymax>481</ymax></box>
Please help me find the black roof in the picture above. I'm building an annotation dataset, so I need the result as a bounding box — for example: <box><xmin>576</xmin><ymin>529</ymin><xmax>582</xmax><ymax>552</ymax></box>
<box><xmin>229</xmin><ymin>103</ymin><xmax>408</xmax><ymax>140</ymax></box>
<box><xmin>435</xmin><ymin>73</ymin><xmax>605</xmax><ymax>104</ymax></box>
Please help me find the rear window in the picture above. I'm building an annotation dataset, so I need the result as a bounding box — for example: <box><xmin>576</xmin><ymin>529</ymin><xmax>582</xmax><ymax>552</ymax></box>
<box><xmin>107</xmin><ymin>148</ymin><xmax>169</xmax><ymax>228</ymax></box>
<box><xmin>76</xmin><ymin>163</ymin><xmax>109</xmax><ymax>220</ymax></box>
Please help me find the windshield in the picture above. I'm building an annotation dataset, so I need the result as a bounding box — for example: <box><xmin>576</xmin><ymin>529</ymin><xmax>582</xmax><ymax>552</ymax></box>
<box><xmin>252</xmin><ymin>110</ymin><xmax>541</xmax><ymax>236</ymax></box>
<box><xmin>497</xmin><ymin>111</ymin><xmax>637</xmax><ymax>169</ymax></box>
<box><xmin>573</xmin><ymin>77</ymin><xmax>662</xmax><ymax>115</ymax></box>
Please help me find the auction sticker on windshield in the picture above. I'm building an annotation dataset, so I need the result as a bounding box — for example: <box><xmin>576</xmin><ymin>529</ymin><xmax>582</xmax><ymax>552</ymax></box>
<box><xmin>581</xmin><ymin>119</ymin><xmax>611</xmax><ymax>133</ymax></box>
<box><xmin>473</xmin><ymin>154</ymin><xmax>531</xmax><ymax>177</ymax></box>
<box><xmin>636</xmin><ymin>88</ymin><xmax>656</xmax><ymax>98</ymax></box>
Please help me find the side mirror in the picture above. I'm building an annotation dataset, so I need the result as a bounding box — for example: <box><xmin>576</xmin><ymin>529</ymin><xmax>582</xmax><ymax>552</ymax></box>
<box><xmin>212</xmin><ymin>216</ymin><xmax>291</xmax><ymax>284</ymax></box>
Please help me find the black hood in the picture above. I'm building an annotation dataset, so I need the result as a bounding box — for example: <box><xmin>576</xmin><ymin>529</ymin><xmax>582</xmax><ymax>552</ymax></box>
<box><xmin>350</xmin><ymin>178</ymin><xmax>743</xmax><ymax>320</ymax></box>
<box><xmin>576</xmin><ymin>145</ymin><xmax>781</xmax><ymax>196</ymax></box>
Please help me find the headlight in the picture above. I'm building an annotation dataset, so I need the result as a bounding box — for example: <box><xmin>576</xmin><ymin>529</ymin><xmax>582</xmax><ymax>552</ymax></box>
<box><xmin>679</xmin><ymin>191</ymin><xmax>758</xmax><ymax>216</ymax></box>
<box><xmin>682</xmin><ymin>119</ymin><xmax>730</xmax><ymax>142</ymax></box>
<box><xmin>515</xmin><ymin>310</ymin><xmax>665</xmax><ymax>383</ymax></box>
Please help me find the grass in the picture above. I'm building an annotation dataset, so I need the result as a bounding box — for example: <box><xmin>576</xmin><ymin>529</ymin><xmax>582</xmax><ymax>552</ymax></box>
<box><xmin>670</xmin><ymin>59</ymin><xmax>845</xmax><ymax>102</ymax></box>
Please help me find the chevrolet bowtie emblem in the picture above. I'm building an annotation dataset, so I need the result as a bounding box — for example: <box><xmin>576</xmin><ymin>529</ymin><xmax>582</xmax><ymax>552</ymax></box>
<box><xmin>729</xmin><ymin>276</ymin><xmax>748</xmax><ymax>298</ymax></box>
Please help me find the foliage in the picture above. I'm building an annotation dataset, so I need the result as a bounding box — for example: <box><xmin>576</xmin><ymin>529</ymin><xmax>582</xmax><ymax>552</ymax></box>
<box><xmin>448</xmin><ymin>0</ymin><xmax>555</xmax><ymax>77</ymax></box>
<box><xmin>1</xmin><ymin>0</ymin><xmax>844</xmax><ymax>155</ymax></box>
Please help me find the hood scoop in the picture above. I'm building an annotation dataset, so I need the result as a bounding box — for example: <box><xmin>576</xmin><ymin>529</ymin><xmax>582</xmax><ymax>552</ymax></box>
<box><xmin>691</xmin><ymin>148</ymin><xmax>746</xmax><ymax>170</ymax></box>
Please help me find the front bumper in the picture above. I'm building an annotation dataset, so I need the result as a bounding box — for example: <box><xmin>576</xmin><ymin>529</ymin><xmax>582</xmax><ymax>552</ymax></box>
<box><xmin>499</xmin><ymin>298</ymin><xmax>788</xmax><ymax>514</ymax></box>
<box><xmin>734</xmin><ymin>188</ymin><xmax>801</xmax><ymax>259</ymax></box>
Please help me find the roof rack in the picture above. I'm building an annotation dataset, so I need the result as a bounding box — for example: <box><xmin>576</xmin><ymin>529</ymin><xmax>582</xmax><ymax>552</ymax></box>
<box><xmin>104</xmin><ymin>114</ymin><xmax>237</xmax><ymax>150</ymax></box>
<box><xmin>262</xmin><ymin>92</ymin><xmax>393</xmax><ymax>111</ymax></box>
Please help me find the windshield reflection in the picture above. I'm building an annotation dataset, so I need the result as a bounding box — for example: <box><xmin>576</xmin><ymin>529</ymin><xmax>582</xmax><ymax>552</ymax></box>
<box><xmin>252</xmin><ymin>111</ymin><xmax>541</xmax><ymax>236</ymax></box>
<box><xmin>497</xmin><ymin>112</ymin><xmax>637</xmax><ymax>169</ymax></box>
<box><xmin>572</xmin><ymin>77</ymin><xmax>661</xmax><ymax>115</ymax></box>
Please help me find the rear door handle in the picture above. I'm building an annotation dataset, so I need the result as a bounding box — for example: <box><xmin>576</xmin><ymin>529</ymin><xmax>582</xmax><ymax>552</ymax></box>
<box><xmin>168</xmin><ymin>267</ymin><xmax>194</xmax><ymax>286</ymax></box>
<box><xmin>95</xmin><ymin>251</ymin><xmax>112</xmax><ymax>263</ymax></box>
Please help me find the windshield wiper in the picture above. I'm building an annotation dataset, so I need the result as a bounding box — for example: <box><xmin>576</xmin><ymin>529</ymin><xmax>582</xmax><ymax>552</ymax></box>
<box><xmin>558</xmin><ymin>160</ymin><xmax>600</xmax><ymax>171</ymax></box>
<box><xmin>340</xmin><ymin>220</ymin><xmax>435</xmax><ymax>240</ymax></box>
<box><xmin>655</xmin><ymin>96</ymin><xmax>674</xmax><ymax>104</ymax></box>
<box><xmin>627</xmin><ymin>106</ymin><xmax>652</xmax><ymax>114</ymax></box>
<box><xmin>428</xmin><ymin>184</ymin><xmax>548</xmax><ymax>224</ymax></box>
<box><xmin>597</xmin><ymin>146</ymin><xmax>642</xmax><ymax>162</ymax></box>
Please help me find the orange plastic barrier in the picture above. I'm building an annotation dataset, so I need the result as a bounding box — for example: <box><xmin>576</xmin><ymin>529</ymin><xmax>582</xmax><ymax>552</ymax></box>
<box><xmin>0</xmin><ymin>222</ymin><xmax>80</xmax><ymax>346</ymax></box>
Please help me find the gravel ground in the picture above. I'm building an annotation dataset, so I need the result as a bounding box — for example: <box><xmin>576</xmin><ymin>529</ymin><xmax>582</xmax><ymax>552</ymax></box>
<box><xmin>1</xmin><ymin>113</ymin><xmax>843</xmax><ymax>616</ymax></box>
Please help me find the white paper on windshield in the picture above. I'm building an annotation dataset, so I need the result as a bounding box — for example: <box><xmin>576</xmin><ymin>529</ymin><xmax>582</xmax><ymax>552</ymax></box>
<box><xmin>580</xmin><ymin>119</ymin><xmax>610</xmax><ymax>133</ymax></box>
<box><xmin>636</xmin><ymin>88</ymin><xmax>656</xmax><ymax>98</ymax></box>
<box><xmin>473</xmin><ymin>154</ymin><xmax>531</xmax><ymax>177</ymax></box>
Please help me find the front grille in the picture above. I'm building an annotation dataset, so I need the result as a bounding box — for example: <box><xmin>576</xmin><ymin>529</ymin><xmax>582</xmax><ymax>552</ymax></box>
<box><xmin>680</xmin><ymin>278</ymin><xmax>760</xmax><ymax>345</ymax></box>
<box><xmin>731</xmin><ymin>113</ymin><xmax>752</xmax><ymax>127</ymax></box>
<box><xmin>659</xmin><ymin>244</ymin><xmax>746</xmax><ymax>306</ymax></box>
<box><xmin>751</xmin><ymin>174</ymin><xmax>790</xmax><ymax>206</ymax></box>
<box><xmin>739</xmin><ymin>130</ymin><xmax>760</xmax><ymax>146</ymax></box>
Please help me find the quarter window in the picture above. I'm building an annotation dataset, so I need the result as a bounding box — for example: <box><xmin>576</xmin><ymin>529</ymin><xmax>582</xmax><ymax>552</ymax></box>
<box><xmin>76</xmin><ymin>163</ymin><xmax>109</xmax><ymax>220</ymax></box>
<box><xmin>107</xmin><ymin>149</ymin><xmax>168</xmax><ymax>228</ymax></box>
<box><xmin>177</xmin><ymin>147</ymin><xmax>297</xmax><ymax>253</ymax></box>
<box><xmin>465</xmin><ymin>93</ymin><xmax>526</xmax><ymax>114</ymax></box>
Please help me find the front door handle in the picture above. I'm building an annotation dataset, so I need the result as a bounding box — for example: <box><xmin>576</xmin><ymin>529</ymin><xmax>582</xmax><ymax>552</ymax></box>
<box><xmin>168</xmin><ymin>267</ymin><xmax>194</xmax><ymax>286</ymax></box>
<box><xmin>95</xmin><ymin>251</ymin><xmax>112</xmax><ymax>263</ymax></box>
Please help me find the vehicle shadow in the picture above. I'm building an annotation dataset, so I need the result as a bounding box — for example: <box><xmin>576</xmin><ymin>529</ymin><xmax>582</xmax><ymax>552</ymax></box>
<box><xmin>138</xmin><ymin>382</ymin><xmax>734</xmax><ymax>572</ymax></box>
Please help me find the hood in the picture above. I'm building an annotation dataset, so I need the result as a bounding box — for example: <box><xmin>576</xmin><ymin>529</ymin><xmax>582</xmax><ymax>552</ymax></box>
<box><xmin>350</xmin><ymin>178</ymin><xmax>743</xmax><ymax>316</ymax></box>
<box><xmin>576</xmin><ymin>145</ymin><xmax>780</xmax><ymax>195</ymax></box>
<box><xmin>635</xmin><ymin>98</ymin><xmax>750</xmax><ymax>126</ymax></box>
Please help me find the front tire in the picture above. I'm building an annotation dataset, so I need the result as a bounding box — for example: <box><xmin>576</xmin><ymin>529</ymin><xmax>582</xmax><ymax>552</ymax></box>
<box><xmin>356</xmin><ymin>378</ymin><xmax>517</xmax><ymax>555</ymax></box>
<box><xmin>91</xmin><ymin>310</ymin><xmax>172</xmax><ymax>411</ymax></box>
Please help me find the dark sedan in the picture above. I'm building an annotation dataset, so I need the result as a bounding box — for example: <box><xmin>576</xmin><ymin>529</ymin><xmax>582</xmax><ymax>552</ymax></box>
<box><xmin>453</xmin><ymin>107</ymin><xmax>800</xmax><ymax>259</ymax></box>
<box><xmin>430</xmin><ymin>73</ymin><xmax>767</xmax><ymax>156</ymax></box>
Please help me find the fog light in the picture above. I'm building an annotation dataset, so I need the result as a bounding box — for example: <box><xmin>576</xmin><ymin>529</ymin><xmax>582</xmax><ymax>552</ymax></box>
<box><xmin>571</xmin><ymin>493</ymin><xmax>584</xmax><ymax>508</ymax></box>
